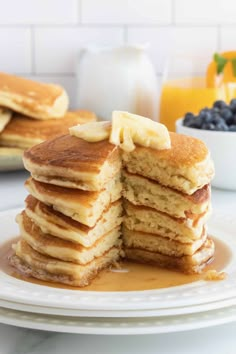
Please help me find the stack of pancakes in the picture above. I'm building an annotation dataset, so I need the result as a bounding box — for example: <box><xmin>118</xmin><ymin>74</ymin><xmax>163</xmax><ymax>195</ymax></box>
<box><xmin>10</xmin><ymin>129</ymin><xmax>215</xmax><ymax>287</ymax></box>
<box><xmin>11</xmin><ymin>135</ymin><xmax>123</xmax><ymax>286</ymax></box>
<box><xmin>122</xmin><ymin>132</ymin><xmax>215</xmax><ymax>273</ymax></box>
<box><xmin>0</xmin><ymin>72</ymin><xmax>96</xmax><ymax>165</ymax></box>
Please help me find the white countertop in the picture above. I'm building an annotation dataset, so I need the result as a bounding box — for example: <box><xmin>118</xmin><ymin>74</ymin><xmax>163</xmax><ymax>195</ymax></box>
<box><xmin>0</xmin><ymin>170</ymin><xmax>236</xmax><ymax>354</ymax></box>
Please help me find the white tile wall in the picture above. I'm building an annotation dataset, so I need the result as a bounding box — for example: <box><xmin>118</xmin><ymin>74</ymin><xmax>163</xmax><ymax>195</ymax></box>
<box><xmin>220</xmin><ymin>27</ymin><xmax>236</xmax><ymax>51</ymax></box>
<box><xmin>0</xmin><ymin>0</ymin><xmax>79</xmax><ymax>24</ymax></box>
<box><xmin>34</xmin><ymin>27</ymin><xmax>124</xmax><ymax>74</ymax></box>
<box><xmin>0</xmin><ymin>28</ymin><xmax>31</xmax><ymax>73</ymax></box>
<box><xmin>127</xmin><ymin>27</ymin><xmax>218</xmax><ymax>74</ymax></box>
<box><xmin>0</xmin><ymin>0</ymin><xmax>235</xmax><ymax>107</ymax></box>
<box><xmin>127</xmin><ymin>27</ymin><xmax>173</xmax><ymax>74</ymax></box>
<box><xmin>175</xmin><ymin>0</ymin><xmax>236</xmax><ymax>25</ymax></box>
<box><xmin>81</xmin><ymin>0</ymin><xmax>172</xmax><ymax>24</ymax></box>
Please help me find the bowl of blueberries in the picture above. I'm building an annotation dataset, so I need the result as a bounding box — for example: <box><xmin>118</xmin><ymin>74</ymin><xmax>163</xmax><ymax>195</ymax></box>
<box><xmin>176</xmin><ymin>99</ymin><xmax>236</xmax><ymax>190</ymax></box>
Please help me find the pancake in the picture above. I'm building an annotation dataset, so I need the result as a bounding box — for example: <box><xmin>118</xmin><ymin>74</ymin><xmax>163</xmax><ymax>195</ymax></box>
<box><xmin>122</xmin><ymin>132</ymin><xmax>215</xmax><ymax>195</ymax></box>
<box><xmin>25</xmin><ymin>176</ymin><xmax>122</xmax><ymax>227</ymax></box>
<box><xmin>0</xmin><ymin>108</ymin><xmax>12</xmax><ymax>132</ymax></box>
<box><xmin>122</xmin><ymin>170</ymin><xmax>210</xmax><ymax>218</ymax></box>
<box><xmin>25</xmin><ymin>195</ymin><xmax>123</xmax><ymax>246</ymax></box>
<box><xmin>23</xmin><ymin>135</ymin><xmax>122</xmax><ymax>191</ymax></box>
<box><xmin>10</xmin><ymin>240</ymin><xmax>122</xmax><ymax>287</ymax></box>
<box><xmin>123</xmin><ymin>200</ymin><xmax>210</xmax><ymax>242</ymax></box>
<box><xmin>125</xmin><ymin>238</ymin><xmax>215</xmax><ymax>274</ymax></box>
<box><xmin>0</xmin><ymin>72</ymin><xmax>68</xmax><ymax>119</ymax></box>
<box><xmin>17</xmin><ymin>212</ymin><xmax>122</xmax><ymax>265</ymax></box>
<box><xmin>123</xmin><ymin>226</ymin><xmax>207</xmax><ymax>257</ymax></box>
<box><xmin>0</xmin><ymin>111</ymin><xmax>96</xmax><ymax>150</ymax></box>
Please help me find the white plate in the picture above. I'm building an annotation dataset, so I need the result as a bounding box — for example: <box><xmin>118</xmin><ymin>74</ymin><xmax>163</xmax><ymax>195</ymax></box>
<box><xmin>0</xmin><ymin>149</ymin><xmax>24</xmax><ymax>171</ymax></box>
<box><xmin>1</xmin><ymin>305</ymin><xmax>236</xmax><ymax>335</ymax></box>
<box><xmin>1</xmin><ymin>296</ymin><xmax>236</xmax><ymax>318</ymax></box>
<box><xmin>1</xmin><ymin>209</ymin><xmax>236</xmax><ymax>312</ymax></box>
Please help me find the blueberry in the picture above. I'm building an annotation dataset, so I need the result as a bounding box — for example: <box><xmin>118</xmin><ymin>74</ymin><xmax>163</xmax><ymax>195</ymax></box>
<box><xmin>215</xmin><ymin>121</ymin><xmax>229</xmax><ymax>131</ymax></box>
<box><xmin>187</xmin><ymin>118</ymin><xmax>200</xmax><ymax>128</ymax></box>
<box><xmin>183</xmin><ymin>112</ymin><xmax>195</xmax><ymax>126</ymax></box>
<box><xmin>183</xmin><ymin>118</ymin><xmax>195</xmax><ymax>127</ymax></box>
<box><xmin>220</xmin><ymin>107</ymin><xmax>233</xmax><ymax>121</ymax></box>
<box><xmin>229</xmin><ymin>124</ymin><xmax>236</xmax><ymax>131</ymax></box>
<box><xmin>213</xmin><ymin>100</ymin><xmax>228</xmax><ymax>110</ymax></box>
<box><xmin>212</xmin><ymin>107</ymin><xmax>220</xmax><ymax>114</ymax></box>
<box><xmin>190</xmin><ymin>118</ymin><xmax>202</xmax><ymax>129</ymax></box>
<box><xmin>207</xmin><ymin>123</ymin><xmax>216</xmax><ymax>130</ymax></box>
<box><xmin>226</xmin><ymin>117</ymin><xmax>234</xmax><ymax>125</ymax></box>
<box><xmin>200</xmin><ymin>107</ymin><xmax>210</xmax><ymax>114</ymax></box>
<box><xmin>204</xmin><ymin>112</ymin><xmax>214</xmax><ymax>123</ymax></box>
<box><xmin>189</xmin><ymin>123</ymin><xmax>201</xmax><ymax>129</ymax></box>
<box><xmin>230</xmin><ymin>98</ymin><xmax>236</xmax><ymax>113</ymax></box>
<box><xmin>199</xmin><ymin>111</ymin><xmax>206</xmax><ymax>119</ymax></box>
<box><xmin>202</xmin><ymin>123</ymin><xmax>215</xmax><ymax>130</ymax></box>
<box><xmin>184</xmin><ymin>112</ymin><xmax>194</xmax><ymax>119</ymax></box>
<box><xmin>211</xmin><ymin>113</ymin><xmax>221</xmax><ymax>124</ymax></box>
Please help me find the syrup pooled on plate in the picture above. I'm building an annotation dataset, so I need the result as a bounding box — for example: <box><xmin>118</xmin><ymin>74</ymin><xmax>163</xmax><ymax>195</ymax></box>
<box><xmin>0</xmin><ymin>236</ymin><xmax>231</xmax><ymax>292</ymax></box>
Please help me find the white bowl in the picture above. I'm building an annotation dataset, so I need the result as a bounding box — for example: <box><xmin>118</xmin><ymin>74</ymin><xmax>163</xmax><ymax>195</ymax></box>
<box><xmin>176</xmin><ymin>118</ymin><xmax>236</xmax><ymax>191</ymax></box>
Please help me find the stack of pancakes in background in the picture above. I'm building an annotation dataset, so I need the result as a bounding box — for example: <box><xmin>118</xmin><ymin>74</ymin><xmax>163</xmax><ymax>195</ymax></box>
<box><xmin>0</xmin><ymin>72</ymin><xmax>96</xmax><ymax>169</ymax></box>
<box><xmin>10</xmin><ymin>115</ymin><xmax>215</xmax><ymax>287</ymax></box>
<box><xmin>11</xmin><ymin>135</ymin><xmax>123</xmax><ymax>286</ymax></box>
<box><xmin>122</xmin><ymin>132</ymin><xmax>215</xmax><ymax>273</ymax></box>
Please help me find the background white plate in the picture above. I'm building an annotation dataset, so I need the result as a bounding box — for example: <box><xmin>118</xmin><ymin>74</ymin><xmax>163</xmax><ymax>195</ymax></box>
<box><xmin>0</xmin><ymin>149</ymin><xmax>24</xmax><ymax>172</ymax></box>
<box><xmin>0</xmin><ymin>209</ymin><xmax>236</xmax><ymax>312</ymax></box>
<box><xmin>1</xmin><ymin>305</ymin><xmax>236</xmax><ymax>335</ymax></box>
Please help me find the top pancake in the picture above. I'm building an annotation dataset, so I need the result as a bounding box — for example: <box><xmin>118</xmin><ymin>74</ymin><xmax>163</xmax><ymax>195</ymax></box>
<box><xmin>0</xmin><ymin>111</ymin><xmax>96</xmax><ymax>149</ymax></box>
<box><xmin>23</xmin><ymin>135</ymin><xmax>121</xmax><ymax>191</ymax></box>
<box><xmin>0</xmin><ymin>72</ymin><xmax>68</xmax><ymax>119</ymax></box>
<box><xmin>122</xmin><ymin>132</ymin><xmax>215</xmax><ymax>195</ymax></box>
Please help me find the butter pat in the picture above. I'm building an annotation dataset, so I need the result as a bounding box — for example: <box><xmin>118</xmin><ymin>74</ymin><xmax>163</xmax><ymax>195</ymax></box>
<box><xmin>69</xmin><ymin>121</ymin><xmax>111</xmax><ymax>142</ymax></box>
<box><xmin>109</xmin><ymin>111</ymin><xmax>171</xmax><ymax>152</ymax></box>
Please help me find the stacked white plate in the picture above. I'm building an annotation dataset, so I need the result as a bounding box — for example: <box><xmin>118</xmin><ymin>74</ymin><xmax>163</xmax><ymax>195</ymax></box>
<box><xmin>0</xmin><ymin>208</ymin><xmax>236</xmax><ymax>335</ymax></box>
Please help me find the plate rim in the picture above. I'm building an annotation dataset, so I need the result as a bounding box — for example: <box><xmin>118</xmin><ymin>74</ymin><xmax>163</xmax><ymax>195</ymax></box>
<box><xmin>0</xmin><ymin>296</ymin><xmax>236</xmax><ymax>318</ymax></box>
<box><xmin>1</xmin><ymin>305</ymin><xmax>236</xmax><ymax>335</ymax></box>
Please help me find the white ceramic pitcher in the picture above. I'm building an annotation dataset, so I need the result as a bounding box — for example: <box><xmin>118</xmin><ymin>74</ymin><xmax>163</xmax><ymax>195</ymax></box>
<box><xmin>76</xmin><ymin>45</ymin><xmax>159</xmax><ymax>120</ymax></box>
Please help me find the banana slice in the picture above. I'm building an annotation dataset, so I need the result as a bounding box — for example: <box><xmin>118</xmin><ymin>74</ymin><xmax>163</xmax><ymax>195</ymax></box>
<box><xmin>109</xmin><ymin>111</ymin><xmax>171</xmax><ymax>152</ymax></box>
<box><xmin>69</xmin><ymin>121</ymin><xmax>111</xmax><ymax>142</ymax></box>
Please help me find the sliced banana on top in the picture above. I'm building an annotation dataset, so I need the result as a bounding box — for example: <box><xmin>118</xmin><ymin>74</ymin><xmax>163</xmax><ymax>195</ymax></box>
<box><xmin>110</xmin><ymin>111</ymin><xmax>171</xmax><ymax>151</ymax></box>
<box><xmin>69</xmin><ymin>111</ymin><xmax>171</xmax><ymax>151</ymax></box>
<box><xmin>69</xmin><ymin>121</ymin><xmax>111</xmax><ymax>142</ymax></box>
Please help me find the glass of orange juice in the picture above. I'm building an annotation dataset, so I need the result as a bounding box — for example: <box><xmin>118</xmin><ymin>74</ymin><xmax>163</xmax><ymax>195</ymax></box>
<box><xmin>159</xmin><ymin>56</ymin><xmax>227</xmax><ymax>131</ymax></box>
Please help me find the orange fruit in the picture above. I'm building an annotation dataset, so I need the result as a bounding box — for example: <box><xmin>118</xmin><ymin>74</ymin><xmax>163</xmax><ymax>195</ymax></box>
<box><xmin>206</xmin><ymin>51</ymin><xmax>236</xmax><ymax>88</ymax></box>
